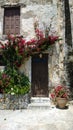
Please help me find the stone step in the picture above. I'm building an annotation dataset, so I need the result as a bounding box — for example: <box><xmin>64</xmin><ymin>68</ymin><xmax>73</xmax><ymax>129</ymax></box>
<box><xmin>28</xmin><ymin>97</ymin><xmax>52</xmax><ymax>109</ymax></box>
<box><xmin>31</xmin><ymin>97</ymin><xmax>50</xmax><ymax>103</ymax></box>
<box><xmin>28</xmin><ymin>102</ymin><xmax>51</xmax><ymax>109</ymax></box>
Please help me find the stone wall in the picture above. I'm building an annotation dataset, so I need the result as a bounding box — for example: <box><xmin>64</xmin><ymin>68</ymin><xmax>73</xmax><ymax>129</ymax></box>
<box><xmin>0</xmin><ymin>94</ymin><xmax>30</xmax><ymax>109</ymax></box>
<box><xmin>0</xmin><ymin>0</ymin><xmax>70</xmax><ymax>89</ymax></box>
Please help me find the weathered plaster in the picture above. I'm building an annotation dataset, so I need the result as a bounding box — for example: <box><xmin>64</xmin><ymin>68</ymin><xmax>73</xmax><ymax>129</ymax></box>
<box><xmin>0</xmin><ymin>0</ymin><xmax>72</xmax><ymax>90</ymax></box>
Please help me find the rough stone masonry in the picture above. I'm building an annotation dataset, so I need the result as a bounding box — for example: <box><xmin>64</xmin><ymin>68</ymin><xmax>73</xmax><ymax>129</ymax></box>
<box><xmin>0</xmin><ymin>0</ymin><xmax>73</xmax><ymax>92</ymax></box>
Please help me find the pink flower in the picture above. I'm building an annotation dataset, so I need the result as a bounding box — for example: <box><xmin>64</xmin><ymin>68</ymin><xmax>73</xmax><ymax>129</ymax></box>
<box><xmin>48</xmin><ymin>35</ymin><xmax>59</xmax><ymax>44</ymax></box>
<box><xmin>35</xmin><ymin>29</ymin><xmax>44</xmax><ymax>39</ymax></box>
<box><xmin>51</xmin><ymin>93</ymin><xmax>55</xmax><ymax>99</ymax></box>
<box><xmin>21</xmin><ymin>39</ymin><xmax>26</xmax><ymax>45</ymax></box>
<box><xmin>2</xmin><ymin>73</ymin><xmax>7</xmax><ymax>79</ymax></box>
<box><xmin>62</xmin><ymin>93</ymin><xmax>68</xmax><ymax>98</ymax></box>
<box><xmin>50</xmin><ymin>85</ymin><xmax>70</xmax><ymax>100</ymax></box>
<box><xmin>7</xmin><ymin>35</ymin><xmax>15</xmax><ymax>41</ymax></box>
<box><xmin>30</xmin><ymin>39</ymin><xmax>37</xmax><ymax>43</ymax></box>
<box><xmin>0</xmin><ymin>42</ymin><xmax>5</xmax><ymax>49</ymax></box>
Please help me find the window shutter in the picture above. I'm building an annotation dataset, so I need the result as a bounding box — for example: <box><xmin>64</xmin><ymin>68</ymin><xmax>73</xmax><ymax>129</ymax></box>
<box><xmin>3</xmin><ymin>7</ymin><xmax>20</xmax><ymax>35</ymax></box>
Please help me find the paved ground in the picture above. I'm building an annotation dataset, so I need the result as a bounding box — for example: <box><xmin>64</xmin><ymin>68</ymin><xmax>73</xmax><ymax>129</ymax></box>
<box><xmin>0</xmin><ymin>105</ymin><xmax>73</xmax><ymax>130</ymax></box>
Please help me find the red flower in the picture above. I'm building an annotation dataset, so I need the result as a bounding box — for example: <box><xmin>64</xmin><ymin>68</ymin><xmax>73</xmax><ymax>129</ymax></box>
<box><xmin>48</xmin><ymin>35</ymin><xmax>59</xmax><ymax>44</ymax></box>
<box><xmin>51</xmin><ymin>93</ymin><xmax>55</xmax><ymax>99</ymax></box>
<box><xmin>0</xmin><ymin>42</ymin><xmax>5</xmax><ymax>49</ymax></box>
<box><xmin>2</xmin><ymin>73</ymin><xmax>7</xmax><ymax>79</ymax></box>
<box><xmin>7</xmin><ymin>34</ymin><xmax>15</xmax><ymax>41</ymax></box>
<box><xmin>62</xmin><ymin>93</ymin><xmax>67</xmax><ymax>98</ymax></box>
<box><xmin>50</xmin><ymin>85</ymin><xmax>70</xmax><ymax>100</ymax></box>
<box><xmin>30</xmin><ymin>39</ymin><xmax>37</xmax><ymax>43</ymax></box>
<box><xmin>35</xmin><ymin>29</ymin><xmax>44</xmax><ymax>39</ymax></box>
<box><xmin>26</xmin><ymin>41</ymin><xmax>32</xmax><ymax>45</ymax></box>
<box><xmin>20</xmin><ymin>39</ymin><xmax>26</xmax><ymax>45</ymax></box>
<box><xmin>0</xmin><ymin>30</ymin><xmax>60</xmax><ymax>68</ymax></box>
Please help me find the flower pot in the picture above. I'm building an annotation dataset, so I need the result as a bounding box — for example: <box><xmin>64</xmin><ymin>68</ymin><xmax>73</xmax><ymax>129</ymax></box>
<box><xmin>56</xmin><ymin>97</ymin><xmax>68</xmax><ymax>109</ymax></box>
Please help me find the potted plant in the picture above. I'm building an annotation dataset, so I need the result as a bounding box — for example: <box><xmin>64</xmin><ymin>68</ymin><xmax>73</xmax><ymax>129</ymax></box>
<box><xmin>50</xmin><ymin>85</ymin><xmax>70</xmax><ymax>108</ymax></box>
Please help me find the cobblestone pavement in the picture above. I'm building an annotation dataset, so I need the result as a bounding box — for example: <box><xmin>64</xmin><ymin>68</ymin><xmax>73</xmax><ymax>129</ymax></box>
<box><xmin>0</xmin><ymin>105</ymin><xmax>73</xmax><ymax>130</ymax></box>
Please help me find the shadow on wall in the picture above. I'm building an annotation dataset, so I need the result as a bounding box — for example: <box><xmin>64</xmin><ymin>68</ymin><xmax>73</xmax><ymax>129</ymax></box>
<box><xmin>64</xmin><ymin>0</ymin><xmax>73</xmax><ymax>94</ymax></box>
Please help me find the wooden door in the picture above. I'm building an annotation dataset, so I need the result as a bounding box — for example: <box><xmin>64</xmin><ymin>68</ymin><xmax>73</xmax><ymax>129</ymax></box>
<box><xmin>31</xmin><ymin>54</ymin><xmax>48</xmax><ymax>97</ymax></box>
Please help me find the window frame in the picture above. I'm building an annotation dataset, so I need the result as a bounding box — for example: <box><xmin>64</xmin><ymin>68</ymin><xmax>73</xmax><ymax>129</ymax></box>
<box><xmin>3</xmin><ymin>7</ymin><xmax>20</xmax><ymax>35</ymax></box>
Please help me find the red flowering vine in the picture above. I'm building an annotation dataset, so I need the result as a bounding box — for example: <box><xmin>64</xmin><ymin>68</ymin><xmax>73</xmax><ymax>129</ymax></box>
<box><xmin>0</xmin><ymin>29</ymin><xmax>60</xmax><ymax>68</ymax></box>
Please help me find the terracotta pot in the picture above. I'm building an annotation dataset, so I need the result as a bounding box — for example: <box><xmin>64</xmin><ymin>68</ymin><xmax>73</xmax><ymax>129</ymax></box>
<box><xmin>56</xmin><ymin>97</ymin><xmax>68</xmax><ymax>108</ymax></box>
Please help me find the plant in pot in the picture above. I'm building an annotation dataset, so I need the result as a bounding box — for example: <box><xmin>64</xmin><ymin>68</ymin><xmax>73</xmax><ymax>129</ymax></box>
<box><xmin>50</xmin><ymin>85</ymin><xmax>70</xmax><ymax>108</ymax></box>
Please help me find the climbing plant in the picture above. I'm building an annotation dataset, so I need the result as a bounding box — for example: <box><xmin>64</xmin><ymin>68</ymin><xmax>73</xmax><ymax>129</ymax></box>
<box><xmin>0</xmin><ymin>28</ymin><xmax>60</xmax><ymax>94</ymax></box>
<box><xmin>0</xmin><ymin>29</ymin><xmax>60</xmax><ymax>68</ymax></box>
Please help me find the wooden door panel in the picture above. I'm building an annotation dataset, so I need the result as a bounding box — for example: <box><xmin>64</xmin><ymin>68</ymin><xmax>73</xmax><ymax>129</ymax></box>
<box><xmin>31</xmin><ymin>54</ymin><xmax>48</xmax><ymax>97</ymax></box>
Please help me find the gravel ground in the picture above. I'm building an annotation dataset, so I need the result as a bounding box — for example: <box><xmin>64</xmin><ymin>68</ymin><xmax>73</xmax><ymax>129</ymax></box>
<box><xmin>0</xmin><ymin>105</ymin><xmax>73</xmax><ymax>130</ymax></box>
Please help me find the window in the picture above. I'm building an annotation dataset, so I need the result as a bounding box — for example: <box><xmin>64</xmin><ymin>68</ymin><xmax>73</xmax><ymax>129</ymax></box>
<box><xmin>3</xmin><ymin>7</ymin><xmax>20</xmax><ymax>35</ymax></box>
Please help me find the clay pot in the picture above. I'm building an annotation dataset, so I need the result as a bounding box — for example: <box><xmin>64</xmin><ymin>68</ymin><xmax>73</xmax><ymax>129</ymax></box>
<box><xmin>56</xmin><ymin>97</ymin><xmax>68</xmax><ymax>108</ymax></box>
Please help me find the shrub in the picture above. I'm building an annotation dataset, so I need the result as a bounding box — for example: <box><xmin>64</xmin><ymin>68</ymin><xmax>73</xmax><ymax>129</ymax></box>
<box><xmin>0</xmin><ymin>68</ymin><xmax>30</xmax><ymax>95</ymax></box>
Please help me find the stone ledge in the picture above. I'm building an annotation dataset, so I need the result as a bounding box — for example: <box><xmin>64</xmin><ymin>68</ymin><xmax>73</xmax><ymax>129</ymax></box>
<box><xmin>0</xmin><ymin>93</ymin><xmax>30</xmax><ymax>110</ymax></box>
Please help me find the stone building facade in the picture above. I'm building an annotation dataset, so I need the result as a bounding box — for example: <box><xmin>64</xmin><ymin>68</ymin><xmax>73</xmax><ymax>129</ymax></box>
<box><xmin>0</xmin><ymin>0</ymin><xmax>73</xmax><ymax>97</ymax></box>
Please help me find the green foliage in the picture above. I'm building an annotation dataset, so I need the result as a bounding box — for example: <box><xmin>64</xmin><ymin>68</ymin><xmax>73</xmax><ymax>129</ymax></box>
<box><xmin>0</xmin><ymin>68</ymin><xmax>30</xmax><ymax>95</ymax></box>
<box><xmin>0</xmin><ymin>36</ymin><xmax>31</xmax><ymax>95</ymax></box>
<box><xmin>0</xmin><ymin>33</ymin><xmax>60</xmax><ymax>95</ymax></box>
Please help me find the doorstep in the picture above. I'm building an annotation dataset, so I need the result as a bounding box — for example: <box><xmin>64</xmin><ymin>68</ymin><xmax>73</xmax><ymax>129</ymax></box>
<box><xmin>28</xmin><ymin>97</ymin><xmax>54</xmax><ymax>109</ymax></box>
